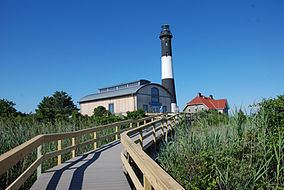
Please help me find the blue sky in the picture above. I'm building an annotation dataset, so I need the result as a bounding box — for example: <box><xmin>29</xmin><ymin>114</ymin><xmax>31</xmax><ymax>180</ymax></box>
<box><xmin>0</xmin><ymin>0</ymin><xmax>283</xmax><ymax>113</ymax></box>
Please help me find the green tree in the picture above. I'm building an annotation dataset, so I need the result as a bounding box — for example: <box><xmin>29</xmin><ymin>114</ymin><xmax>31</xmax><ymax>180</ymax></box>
<box><xmin>93</xmin><ymin>106</ymin><xmax>110</xmax><ymax>117</ymax></box>
<box><xmin>92</xmin><ymin>106</ymin><xmax>125</xmax><ymax>125</ymax></box>
<box><xmin>0</xmin><ymin>99</ymin><xmax>18</xmax><ymax>117</ymax></box>
<box><xmin>36</xmin><ymin>91</ymin><xmax>78</xmax><ymax>121</ymax></box>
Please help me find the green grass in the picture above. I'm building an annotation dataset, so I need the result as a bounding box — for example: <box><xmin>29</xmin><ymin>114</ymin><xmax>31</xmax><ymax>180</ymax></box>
<box><xmin>158</xmin><ymin>111</ymin><xmax>284</xmax><ymax>189</ymax></box>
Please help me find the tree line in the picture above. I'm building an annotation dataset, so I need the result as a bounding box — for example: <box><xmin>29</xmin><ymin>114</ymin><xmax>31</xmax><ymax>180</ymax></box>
<box><xmin>0</xmin><ymin>90</ymin><xmax>145</xmax><ymax>124</ymax></box>
<box><xmin>0</xmin><ymin>91</ymin><xmax>77</xmax><ymax>120</ymax></box>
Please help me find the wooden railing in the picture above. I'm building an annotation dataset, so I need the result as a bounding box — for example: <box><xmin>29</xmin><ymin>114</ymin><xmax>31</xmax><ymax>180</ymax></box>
<box><xmin>0</xmin><ymin>114</ymin><xmax>161</xmax><ymax>190</ymax></box>
<box><xmin>120</xmin><ymin>113</ymin><xmax>186</xmax><ymax>190</ymax></box>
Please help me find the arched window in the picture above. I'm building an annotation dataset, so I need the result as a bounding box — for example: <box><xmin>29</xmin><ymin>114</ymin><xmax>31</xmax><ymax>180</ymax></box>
<box><xmin>151</xmin><ymin>87</ymin><xmax>159</xmax><ymax>103</ymax></box>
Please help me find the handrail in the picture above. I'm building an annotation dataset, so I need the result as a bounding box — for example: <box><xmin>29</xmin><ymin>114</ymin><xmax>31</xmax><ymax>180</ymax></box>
<box><xmin>120</xmin><ymin>113</ymin><xmax>186</xmax><ymax>190</ymax></box>
<box><xmin>0</xmin><ymin>114</ymin><xmax>162</xmax><ymax>190</ymax></box>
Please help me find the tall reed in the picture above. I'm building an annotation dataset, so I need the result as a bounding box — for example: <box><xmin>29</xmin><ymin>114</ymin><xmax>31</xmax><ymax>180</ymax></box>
<box><xmin>158</xmin><ymin>111</ymin><xmax>284</xmax><ymax>189</ymax></box>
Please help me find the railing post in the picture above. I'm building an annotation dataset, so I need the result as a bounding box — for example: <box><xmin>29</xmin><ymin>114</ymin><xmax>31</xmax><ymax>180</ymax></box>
<box><xmin>57</xmin><ymin>140</ymin><xmax>62</xmax><ymax>165</ymax></box>
<box><xmin>178</xmin><ymin>113</ymin><xmax>182</xmax><ymax>124</ymax></box>
<box><xmin>152</xmin><ymin>124</ymin><xmax>156</xmax><ymax>144</ymax></box>
<box><xmin>144</xmin><ymin>175</ymin><xmax>152</xmax><ymax>190</ymax></box>
<box><xmin>169</xmin><ymin>119</ymin><xmax>173</xmax><ymax>131</ymax></box>
<box><xmin>170</xmin><ymin>118</ymin><xmax>175</xmax><ymax>138</ymax></box>
<box><xmin>72</xmin><ymin>137</ymin><xmax>76</xmax><ymax>158</ymax></box>
<box><xmin>37</xmin><ymin>145</ymin><xmax>42</xmax><ymax>178</ymax></box>
<box><xmin>165</xmin><ymin>120</ymin><xmax>168</xmax><ymax>142</ymax></box>
<box><xmin>130</xmin><ymin>122</ymin><xmax>133</xmax><ymax>128</ymax></box>
<box><xmin>139</xmin><ymin>128</ymin><xmax>143</xmax><ymax>149</ymax></box>
<box><xmin>144</xmin><ymin>120</ymin><xmax>147</xmax><ymax>125</ymax></box>
<box><xmin>161</xmin><ymin>121</ymin><xmax>165</xmax><ymax>137</ymax></box>
<box><xmin>93</xmin><ymin>132</ymin><xmax>97</xmax><ymax>150</ymax></box>
<box><xmin>116</xmin><ymin>125</ymin><xmax>119</xmax><ymax>140</ymax></box>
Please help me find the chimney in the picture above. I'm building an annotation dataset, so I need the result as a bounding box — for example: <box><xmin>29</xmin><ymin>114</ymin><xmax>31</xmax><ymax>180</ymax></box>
<box><xmin>209</xmin><ymin>95</ymin><xmax>213</xmax><ymax>99</ymax></box>
<box><xmin>198</xmin><ymin>92</ymin><xmax>202</xmax><ymax>97</ymax></box>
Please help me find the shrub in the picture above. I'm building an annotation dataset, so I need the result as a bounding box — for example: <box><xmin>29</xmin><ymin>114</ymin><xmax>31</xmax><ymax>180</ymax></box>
<box><xmin>257</xmin><ymin>95</ymin><xmax>284</xmax><ymax>133</ymax></box>
<box><xmin>192</xmin><ymin>110</ymin><xmax>229</xmax><ymax>128</ymax></box>
<box><xmin>126</xmin><ymin>109</ymin><xmax>146</xmax><ymax>120</ymax></box>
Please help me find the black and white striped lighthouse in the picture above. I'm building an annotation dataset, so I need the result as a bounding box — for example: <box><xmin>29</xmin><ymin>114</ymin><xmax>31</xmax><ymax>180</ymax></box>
<box><xmin>159</xmin><ymin>24</ymin><xmax>177</xmax><ymax>112</ymax></box>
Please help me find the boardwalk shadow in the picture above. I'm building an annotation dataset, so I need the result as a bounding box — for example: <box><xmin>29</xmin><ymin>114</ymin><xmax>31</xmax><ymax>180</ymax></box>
<box><xmin>45</xmin><ymin>140</ymin><xmax>120</xmax><ymax>190</ymax></box>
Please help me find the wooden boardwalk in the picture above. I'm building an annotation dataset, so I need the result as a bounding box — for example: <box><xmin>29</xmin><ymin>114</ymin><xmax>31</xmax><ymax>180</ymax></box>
<box><xmin>31</xmin><ymin>129</ymin><xmax>158</xmax><ymax>190</ymax></box>
<box><xmin>31</xmin><ymin>140</ymin><xmax>131</xmax><ymax>190</ymax></box>
<box><xmin>31</xmin><ymin>124</ymin><xmax>166</xmax><ymax>190</ymax></box>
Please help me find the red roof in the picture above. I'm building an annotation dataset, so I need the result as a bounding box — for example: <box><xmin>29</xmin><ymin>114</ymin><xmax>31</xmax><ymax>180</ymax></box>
<box><xmin>187</xmin><ymin>95</ymin><xmax>228</xmax><ymax>110</ymax></box>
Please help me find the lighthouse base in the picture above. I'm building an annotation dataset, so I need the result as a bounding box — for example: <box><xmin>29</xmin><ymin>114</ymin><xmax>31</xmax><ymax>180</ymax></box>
<box><xmin>171</xmin><ymin>103</ymin><xmax>178</xmax><ymax>113</ymax></box>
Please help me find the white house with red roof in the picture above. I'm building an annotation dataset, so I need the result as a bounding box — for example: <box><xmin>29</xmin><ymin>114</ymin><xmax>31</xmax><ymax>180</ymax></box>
<box><xmin>183</xmin><ymin>93</ymin><xmax>229</xmax><ymax>114</ymax></box>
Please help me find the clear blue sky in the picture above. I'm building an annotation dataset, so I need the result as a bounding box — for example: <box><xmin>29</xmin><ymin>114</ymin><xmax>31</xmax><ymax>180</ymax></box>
<box><xmin>0</xmin><ymin>0</ymin><xmax>283</xmax><ymax>113</ymax></box>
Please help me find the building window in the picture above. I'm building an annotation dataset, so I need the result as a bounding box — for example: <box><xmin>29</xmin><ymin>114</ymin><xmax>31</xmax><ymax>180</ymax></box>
<box><xmin>143</xmin><ymin>105</ymin><xmax>148</xmax><ymax>112</ymax></box>
<box><xmin>108</xmin><ymin>103</ymin><xmax>114</xmax><ymax>113</ymax></box>
<box><xmin>151</xmin><ymin>87</ymin><xmax>159</xmax><ymax>103</ymax></box>
<box><xmin>151</xmin><ymin>106</ymin><xmax>159</xmax><ymax>113</ymax></box>
<box><xmin>162</xmin><ymin>106</ymin><xmax>167</xmax><ymax>113</ymax></box>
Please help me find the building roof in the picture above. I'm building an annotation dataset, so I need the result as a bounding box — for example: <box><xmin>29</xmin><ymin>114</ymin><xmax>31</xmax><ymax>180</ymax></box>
<box><xmin>187</xmin><ymin>94</ymin><xmax>228</xmax><ymax>110</ymax></box>
<box><xmin>79</xmin><ymin>85</ymin><xmax>142</xmax><ymax>103</ymax></box>
<box><xmin>98</xmin><ymin>79</ymin><xmax>150</xmax><ymax>93</ymax></box>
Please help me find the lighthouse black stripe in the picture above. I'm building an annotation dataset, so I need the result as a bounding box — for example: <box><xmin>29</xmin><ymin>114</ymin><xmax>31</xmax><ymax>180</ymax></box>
<box><xmin>162</xmin><ymin>78</ymin><xmax>177</xmax><ymax>103</ymax></box>
<box><xmin>161</xmin><ymin>38</ymin><xmax>172</xmax><ymax>56</ymax></box>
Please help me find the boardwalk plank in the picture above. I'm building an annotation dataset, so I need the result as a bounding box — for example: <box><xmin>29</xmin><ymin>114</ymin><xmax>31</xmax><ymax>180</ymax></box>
<box><xmin>31</xmin><ymin>141</ymin><xmax>131</xmax><ymax>190</ymax></box>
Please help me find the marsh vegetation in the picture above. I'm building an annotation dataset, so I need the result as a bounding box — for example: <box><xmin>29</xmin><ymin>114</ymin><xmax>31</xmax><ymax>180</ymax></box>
<box><xmin>158</xmin><ymin>95</ymin><xmax>284</xmax><ymax>189</ymax></box>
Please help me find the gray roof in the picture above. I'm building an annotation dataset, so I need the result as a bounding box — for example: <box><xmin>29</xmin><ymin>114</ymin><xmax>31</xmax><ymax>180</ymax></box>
<box><xmin>79</xmin><ymin>85</ymin><xmax>143</xmax><ymax>103</ymax></box>
<box><xmin>98</xmin><ymin>79</ymin><xmax>150</xmax><ymax>92</ymax></box>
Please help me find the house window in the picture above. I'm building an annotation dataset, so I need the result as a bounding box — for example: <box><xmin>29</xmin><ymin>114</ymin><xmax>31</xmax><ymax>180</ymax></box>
<box><xmin>108</xmin><ymin>103</ymin><xmax>114</xmax><ymax>113</ymax></box>
<box><xmin>143</xmin><ymin>105</ymin><xmax>148</xmax><ymax>112</ymax></box>
<box><xmin>151</xmin><ymin>87</ymin><xmax>159</xmax><ymax>103</ymax></box>
<box><xmin>162</xmin><ymin>106</ymin><xmax>167</xmax><ymax>113</ymax></box>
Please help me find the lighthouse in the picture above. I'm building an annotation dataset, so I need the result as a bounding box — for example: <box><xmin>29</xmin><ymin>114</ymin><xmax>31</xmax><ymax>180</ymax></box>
<box><xmin>159</xmin><ymin>24</ymin><xmax>177</xmax><ymax>113</ymax></box>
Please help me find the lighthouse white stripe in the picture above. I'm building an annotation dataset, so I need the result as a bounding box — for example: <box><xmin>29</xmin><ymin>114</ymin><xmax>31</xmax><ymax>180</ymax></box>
<box><xmin>161</xmin><ymin>56</ymin><xmax>174</xmax><ymax>79</ymax></box>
